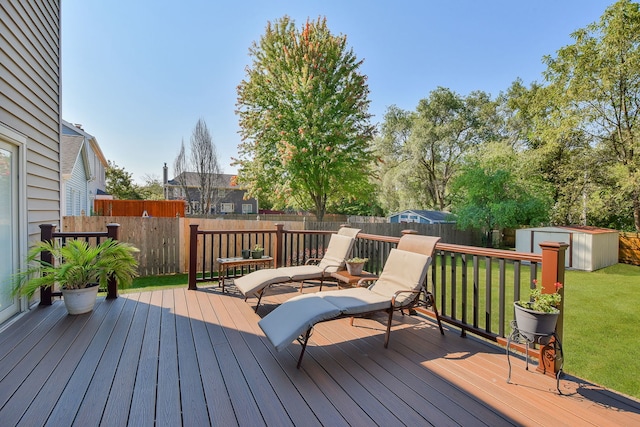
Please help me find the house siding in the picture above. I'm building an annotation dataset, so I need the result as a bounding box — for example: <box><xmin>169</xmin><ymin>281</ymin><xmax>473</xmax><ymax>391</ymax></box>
<box><xmin>66</xmin><ymin>162</ymin><xmax>88</xmax><ymax>216</ymax></box>
<box><xmin>1</xmin><ymin>0</ymin><xmax>62</xmax><ymax>240</ymax></box>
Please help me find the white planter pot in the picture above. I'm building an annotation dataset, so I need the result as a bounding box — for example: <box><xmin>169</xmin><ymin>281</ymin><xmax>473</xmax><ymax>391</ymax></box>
<box><xmin>346</xmin><ymin>262</ymin><xmax>365</xmax><ymax>276</ymax></box>
<box><xmin>62</xmin><ymin>285</ymin><xmax>100</xmax><ymax>315</ymax></box>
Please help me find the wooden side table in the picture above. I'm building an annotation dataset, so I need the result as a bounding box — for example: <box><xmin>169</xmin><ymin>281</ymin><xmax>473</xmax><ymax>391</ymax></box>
<box><xmin>217</xmin><ymin>256</ymin><xmax>273</xmax><ymax>292</ymax></box>
<box><xmin>330</xmin><ymin>270</ymin><xmax>378</xmax><ymax>288</ymax></box>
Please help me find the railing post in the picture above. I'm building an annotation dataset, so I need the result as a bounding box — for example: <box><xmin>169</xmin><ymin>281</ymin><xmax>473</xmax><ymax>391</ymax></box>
<box><xmin>188</xmin><ymin>224</ymin><xmax>199</xmax><ymax>290</ymax></box>
<box><xmin>538</xmin><ymin>241</ymin><xmax>568</xmax><ymax>376</ymax></box>
<box><xmin>274</xmin><ymin>223</ymin><xmax>284</xmax><ymax>268</ymax></box>
<box><xmin>106</xmin><ymin>223</ymin><xmax>120</xmax><ymax>299</ymax></box>
<box><xmin>39</xmin><ymin>224</ymin><xmax>55</xmax><ymax>306</ymax></box>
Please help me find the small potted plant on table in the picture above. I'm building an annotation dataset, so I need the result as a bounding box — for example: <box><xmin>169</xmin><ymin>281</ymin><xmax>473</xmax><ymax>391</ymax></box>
<box><xmin>345</xmin><ymin>257</ymin><xmax>368</xmax><ymax>276</ymax></box>
<box><xmin>251</xmin><ymin>244</ymin><xmax>264</xmax><ymax>259</ymax></box>
<box><xmin>13</xmin><ymin>239</ymin><xmax>139</xmax><ymax>315</ymax></box>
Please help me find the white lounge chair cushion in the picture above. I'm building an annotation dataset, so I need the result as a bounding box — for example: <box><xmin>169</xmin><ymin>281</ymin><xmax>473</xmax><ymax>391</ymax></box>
<box><xmin>321</xmin><ymin>288</ymin><xmax>391</xmax><ymax>313</ymax></box>
<box><xmin>337</xmin><ymin>227</ymin><xmax>360</xmax><ymax>238</ymax></box>
<box><xmin>258</xmin><ymin>248</ymin><xmax>433</xmax><ymax>352</ymax></box>
<box><xmin>258</xmin><ymin>294</ymin><xmax>341</xmax><ymax>352</ymax></box>
<box><xmin>234</xmin><ymin>269</ymin><xmax>290</xmax><ymax>296</ymax></box>
<box><xmin>233</xmin><ymin>232</ymin><xmax>357</xmax><ymax>296</ymax></box>
<box><xmin>368</xmin><ymin>249</ymin><xmax>431</xmax><ymax>306</ymax></box>
<box><xmin>317</xmin><ymin>234</ymin><xmax>354</xmax><ymax>272</ymax></box>
<box><xmin>279</xmin><ymin>265</ymin><xmax>324</xmax><ymax>281</ymax></box>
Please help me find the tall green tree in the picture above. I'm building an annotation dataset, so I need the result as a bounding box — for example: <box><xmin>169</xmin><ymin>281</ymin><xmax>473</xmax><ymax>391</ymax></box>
<box><xmin>541</xmin><ymin>0</ymin><xmax>640</xmax><ymax>231</ymax></box>
<box><xmin>235</xmin><ymin>16</ymin><xmax>375</xmax><ymax>221</ymax></box>
<box><xmin>450</xmin><ymin>156</ymin><xmax>551</xmax><ymax>247</ymax></box>
<box><xmin>105</xmin><ymin>161</ymin><xmax>142</xmax><ymax>200</ymax></box>
<box><xmin>375</xmin><ymin>88</ymin><xmax>500</xmax><ymax>212</ymax></box>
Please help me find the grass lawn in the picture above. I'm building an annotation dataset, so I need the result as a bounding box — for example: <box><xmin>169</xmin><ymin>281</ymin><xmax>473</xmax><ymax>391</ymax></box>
<box><xmin>122</xmin><ymin>263</ymin><xmax>640</xmax><ymax>400</ymax></box>
<box><xmin>563</xmin><ymin>263</ymin><xmax>640</xmax><ymax>399</ymax></box>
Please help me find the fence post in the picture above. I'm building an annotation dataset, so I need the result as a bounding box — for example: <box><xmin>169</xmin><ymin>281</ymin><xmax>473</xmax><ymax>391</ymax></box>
<box><xmin>106</xmin><ymin>223</ymin><xmax>120</xmax><ymax>299</ymax></box>
<box><xmin>39</xmin><ymin>224</ymin><xmax>55</xmax><ymax>306</ymax></box>
<box><xmin>538</xmin><ymin>241</ymin><xmax>568</xmax><ymax>376</ymax></box>
<box><xmin>274</xmin><ymin>223</ymin><xmax>284</xmax><ymax>268</ymax></box>
<box><xmin>188</xmin><ymin>224</ymin><xmax>199</xmax><ymax>290</ymax></box>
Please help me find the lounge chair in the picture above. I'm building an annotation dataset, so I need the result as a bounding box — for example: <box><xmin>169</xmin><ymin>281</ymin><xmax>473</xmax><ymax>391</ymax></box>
<box><xmin>258</xmin><ymin>234</ymin><xmax>443</xmax><ymax>368</ymax></box>
<box><xmin>234</xmin><ymin>227</ymin><xmax>360</xmax><ymax>312</ymax></box>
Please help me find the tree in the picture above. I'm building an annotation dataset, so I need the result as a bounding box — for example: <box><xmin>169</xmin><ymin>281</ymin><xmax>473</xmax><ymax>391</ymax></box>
<box><xmin>105</xmin><ymin>161</ymin><xmax>142</xmax><ymax>200</ymax></box>
<box><xmin>450</xmin><ymin>158</ymin><xmax>551</xmax><ymax>247</ymax></box>
<box><xmin>172</xmin><ymin>119</ymin><xmax>222</xmax><ymax>215</ymax></box>
<box><xmin>173</xmin><ymin>139</ymin><xmax>194</xmax><ymax>210</ymax></box>
<box><xmin>235</xmin><ymin>16</ymin><xmax>376</xmax><ymax>221</ymax></box>
<box><xmin>375</xmin><ymin>88</ymin><xmax>500</xmax><ymax>212</ymax></box>
<box><xmin>138</xmin><ymin>174</ymin><xmax>164</xmax><ymax>200</ymax></box>
<box><xmin>190</xmin><ymin>119</ymin><xmax>222</xmax><ymax>215</ymax></box>
<box><xmin>541</xmin><ymin>0</ymin><xmax>640</xmax><ymax>231</ymax></box>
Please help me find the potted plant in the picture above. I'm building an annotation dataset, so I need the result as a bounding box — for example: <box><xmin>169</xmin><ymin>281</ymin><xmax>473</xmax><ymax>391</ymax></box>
<box><xmin>13</xmin><ymin>238</ymin><xmax>139</xmax><ymax>315</ymax></box>
<box><xmin>513</xmin><ymin>279</ymin><xmax>563</xmax><ymax>344</ymax></box>
<box><xmin>345</xmin><ymin>257</ymin><xmax>368</xmax><ymax>276</ymax></box>
<box><xmin>251</xmin><ymin>244</ymin><xmax>264</xmax><ymax>259</ymax></box>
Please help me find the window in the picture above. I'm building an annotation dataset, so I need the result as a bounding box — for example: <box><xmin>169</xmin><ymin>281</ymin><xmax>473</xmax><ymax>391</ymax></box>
<box><xmin>220</xmin><ymin>203</ymin><xmax>234</xmax><ymax>213</ymax></box>
<box><xmin>242</xmin><ymin>203</ymin><xmax>253</xmax><ymax>214</ymax></box>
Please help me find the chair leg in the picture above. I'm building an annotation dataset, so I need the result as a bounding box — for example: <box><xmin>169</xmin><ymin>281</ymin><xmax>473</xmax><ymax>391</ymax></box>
<box><xmin>297</xmin><ymin>328</ymin><xmax>312</xmax><ymax>369</ymax></box>
<box><xmin>427</xmin><ymin>293</ymin><xmax>444</xmax><ymax>335</ymax></box>
<box><xmin>254</xmin><ymin>289</ymin><xmax>264</xmax><ymax>313</ymax></box>
<box><xmin>384</xmin><ymin>308</ymin><xmax>394</xmax><ymax>348</ymax></box>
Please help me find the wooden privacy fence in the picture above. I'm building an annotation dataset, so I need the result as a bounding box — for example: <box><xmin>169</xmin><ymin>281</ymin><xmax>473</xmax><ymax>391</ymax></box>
<box><xmin>619</xmin><ymin>233</ymin><xmax>640</xmax><ymax>266</ymax></box>
<box><xmin>93</xmin><ymin>199</ymin><xmax>185</xmax><ymax>217</ymax></box>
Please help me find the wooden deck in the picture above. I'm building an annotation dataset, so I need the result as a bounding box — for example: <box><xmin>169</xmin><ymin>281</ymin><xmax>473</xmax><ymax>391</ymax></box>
<box><xmin>1</xmin><ymin>283</ymin><xmax>639</xmax><ymax>426</ymax></box>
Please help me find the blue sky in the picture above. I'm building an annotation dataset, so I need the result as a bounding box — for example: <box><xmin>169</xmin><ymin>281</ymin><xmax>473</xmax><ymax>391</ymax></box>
<box><xmin>62</xmin><ymin>0</ymin><xmax>616</xmax><ymax>184</ymax></box>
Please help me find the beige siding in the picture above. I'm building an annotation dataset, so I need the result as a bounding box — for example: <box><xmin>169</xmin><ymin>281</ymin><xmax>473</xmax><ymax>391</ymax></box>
<box><xmin>0</xmin><ymin>0</ymin><xmax>62</xmax><ymax>241</ymax></box>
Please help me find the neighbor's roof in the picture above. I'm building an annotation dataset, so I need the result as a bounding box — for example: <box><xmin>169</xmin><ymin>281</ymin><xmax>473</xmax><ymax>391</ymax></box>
<box><xmin>60</xmin><ymin>135</ymin><xmax>85</xmax><ymax>177</ymax></box>
<box><xmin>389</xmin><ymin>209</ymin><xmax>454</xmax><ymax>222</ymax></box>
<box><xmin>167</xmin><ymin>172</ymin><xmax>240</xmax><ymax>189</ymax></box>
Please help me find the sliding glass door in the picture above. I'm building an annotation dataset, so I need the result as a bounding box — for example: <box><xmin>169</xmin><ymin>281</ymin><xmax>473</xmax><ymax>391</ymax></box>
<box><xmin>0</xmin><ymin>141</ymin><xmax>19</xmax><ymax>323</ymax></box>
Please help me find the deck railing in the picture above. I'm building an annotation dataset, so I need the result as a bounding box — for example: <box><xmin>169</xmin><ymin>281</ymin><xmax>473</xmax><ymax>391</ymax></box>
<box><xmin>39</xmin><ymin>223</ymin><xmax>121</xmax><ymax>304</ymax></box>
<box><xmin>188</xmin><ymin>223</ymin><xmax>567</xmax><ymax>373</ymax></box>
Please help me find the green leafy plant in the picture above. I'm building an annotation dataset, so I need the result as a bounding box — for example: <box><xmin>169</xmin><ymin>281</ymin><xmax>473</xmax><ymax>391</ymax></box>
<box><xmin>346</xmin><ymin>257</ymin><xmax>368</xmax><ymax>263</ymax></box>
<box><xmin>13</xmin><ymin>238</ymin><xmax>139</xmax><ymax>297</ymax></box>
<box><xmin>253</xmin><ymin>244</ymin><xmax>263</xmax><ymax>251</ymax></box>
<box><xmin>517</xmin><ymin>279</ymin><xmax>562</xmax><ymax>313</ymax></box>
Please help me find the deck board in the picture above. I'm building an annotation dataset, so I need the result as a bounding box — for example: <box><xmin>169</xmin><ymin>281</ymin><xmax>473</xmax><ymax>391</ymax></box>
<box><xmin>0</xmin><ymin>284</ymin><xmax>638</xmax><ymax>426</ymax></box>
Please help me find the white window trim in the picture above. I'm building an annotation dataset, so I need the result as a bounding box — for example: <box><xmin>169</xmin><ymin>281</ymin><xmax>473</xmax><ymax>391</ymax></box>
<box><xmin>0</xmin><ymin>123</ymin><xmax>28</xmax><ymax>312</ymax></box>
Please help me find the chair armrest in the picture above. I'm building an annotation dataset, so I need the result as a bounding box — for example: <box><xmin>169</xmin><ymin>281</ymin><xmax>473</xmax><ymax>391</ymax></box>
<box><xmin>305</xmin><ymin>257</ymin><xmax>322</xmax><ymax>265</ymax></box>
<box><xmin>391</xmin><ymin>289</ymin><xmax>421</xmax><ymax>307</ymax></box>
<box><xmin>321</xmin><ymin>263</ymin><xmax>341</xmax><ymax>275</ymax></box>
<box><xmin>357</xmin><ymin>277</ymin><xmax>377</xmax><ymax>287</ymax></box>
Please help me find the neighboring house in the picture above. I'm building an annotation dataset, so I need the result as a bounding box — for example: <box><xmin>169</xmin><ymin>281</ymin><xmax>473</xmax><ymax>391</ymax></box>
<box><xmin>61</xmin><ymin>120</ymin><xmax>108</xmax><ymax>216</ymax></box>
<box><xmin>389</xmin><ymin>209</ymin><xmax>455</xmax><ymax>224</ymax></box>
<box><xmin>164</xmin><ymin>170</ymin><xmax>257</xmax><ymax>215</ymax></box>
<box><xmin>0</xmin><ymin>0</ymin><xmax>61</xmax><ymax>324</ymax></box>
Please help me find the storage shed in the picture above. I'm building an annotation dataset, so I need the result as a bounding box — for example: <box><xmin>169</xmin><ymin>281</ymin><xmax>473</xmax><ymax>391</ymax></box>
<box><xmin>515</xmin><ymin>226</ymin><xmax>619</xmax><ymax>271</ymax></box>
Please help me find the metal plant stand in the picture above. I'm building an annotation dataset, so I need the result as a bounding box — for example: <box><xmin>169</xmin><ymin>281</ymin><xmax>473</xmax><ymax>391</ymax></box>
<box><xmin>506</xmin><ymin>320</ymin><xmax>564</xmax><ymax>394</ymax></box>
